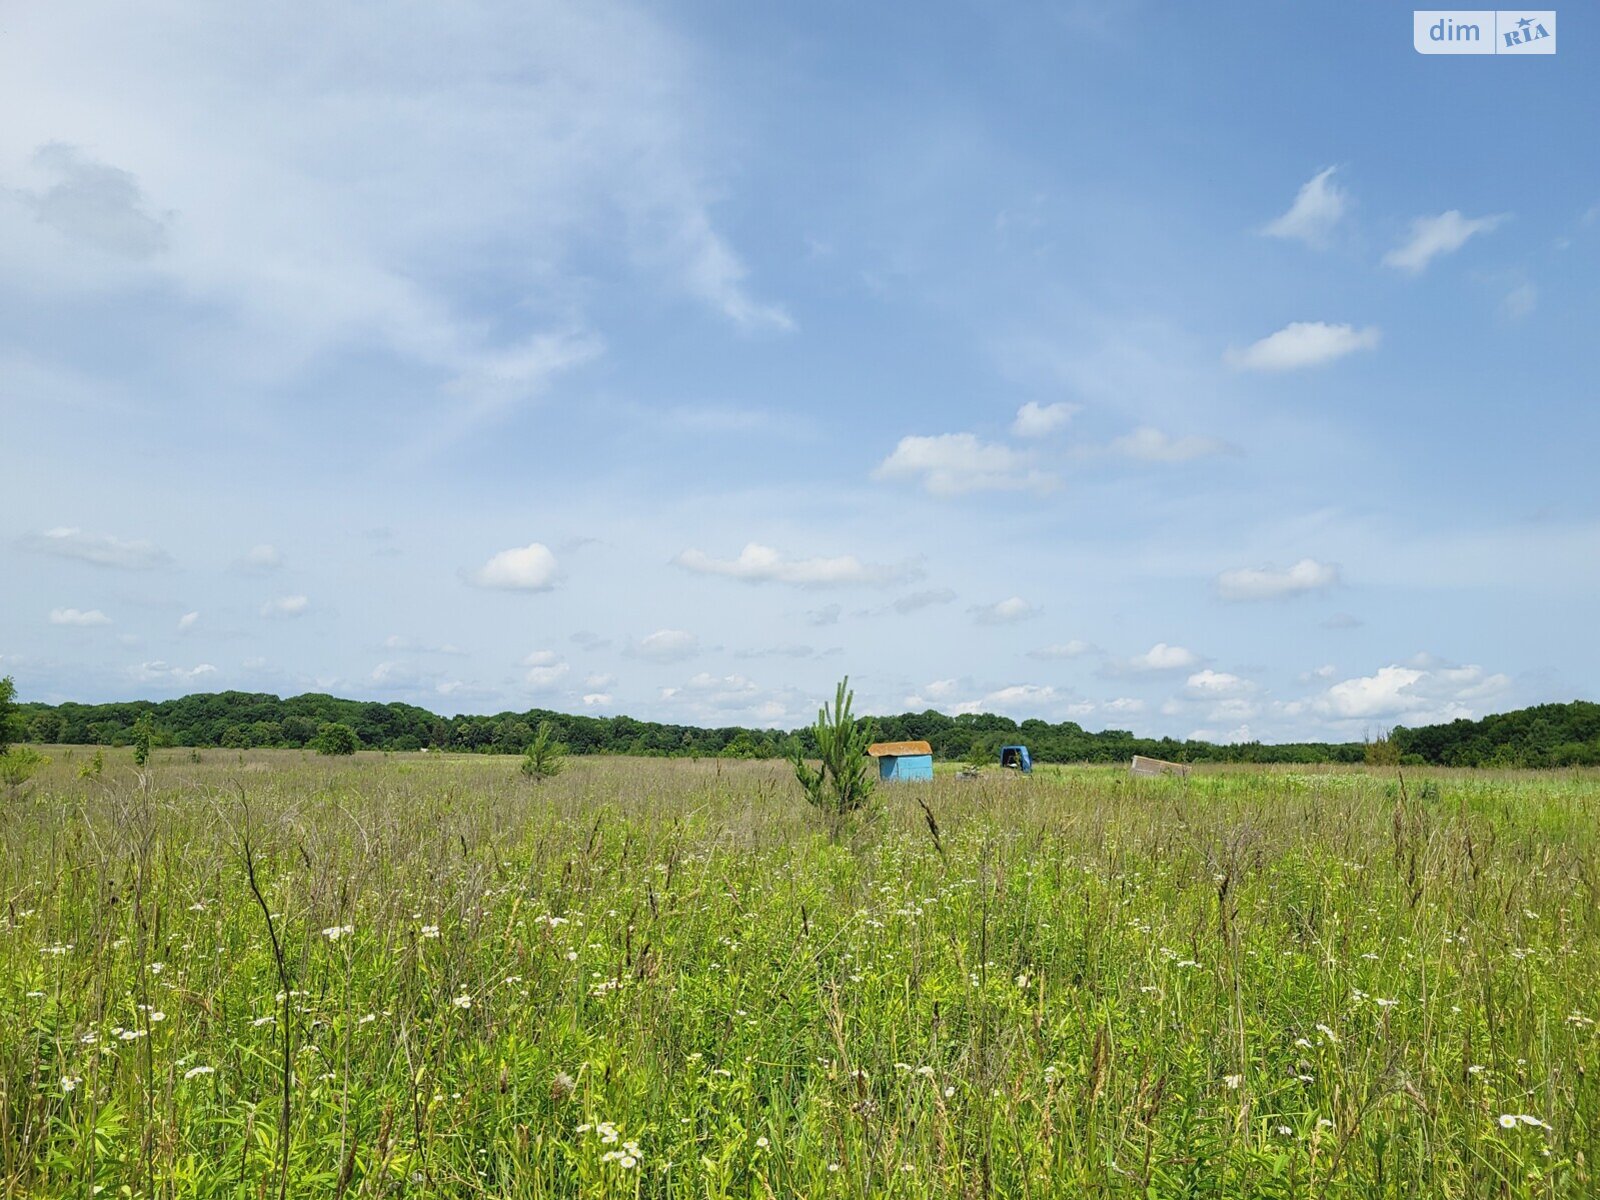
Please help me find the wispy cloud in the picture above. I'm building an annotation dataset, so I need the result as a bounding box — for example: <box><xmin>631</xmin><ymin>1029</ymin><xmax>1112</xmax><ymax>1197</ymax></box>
<box><xmin>674</xmin><ymin>543</ymin><xmax>918</xmax><ymax>587</ymax></box>
<box><xmin>1217</xmin><ymin>558</ymin><xmax>1339</xmax><ymax>601</ymax></box>
<box><xmin>49</xmin><ymin>607</ymin><xmax>112</xmax><ymax>626</ymax></box>
<box><xmin>1109</xmin><ymin>426</ymin><xmax>1232</xmax><ymax>462</ymax></box>
<box><xmin>1261</xmin><ymin>166</ymin><xmax>1348</xmax><ymax>247</ymax></box>
<box><xmin>260</xmin><ymin>595</ymin><xmax>310</xmax><ymax>618</ymax></box>
<box><xmin>1226</xmin><ymin>322</ymin><xmax>1380</xmax><ymax>371</ymax></box>
<box><xmin>873</xmin><ymin>433</ymin><xmax>1058</xmax><ymax>496</ymax></box>
<box><xmin>626</xmin><ymin>629</ymin><xmax>701</xmax><ymax>663</ymax></box>
<box><xmin>1383</xmin><ymin>211</ymin><xmax>1507</xmax><ymax>274</ymax></box>
<box><xmin>21</xmin><ymin>527</ymin><xmax>172</xmax><ymax>570</ymax></box>
<box><xmin>969</xmin><ymin>596</ymin><xmax>1037</xmax><ymax>625</ymax></box>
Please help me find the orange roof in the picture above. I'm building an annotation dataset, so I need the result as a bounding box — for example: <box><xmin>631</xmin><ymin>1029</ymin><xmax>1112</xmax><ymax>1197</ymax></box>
<box><xmin>867</xmin><ymin>740</ymin><xmax>932</xmax><ymax>758</ymax></box>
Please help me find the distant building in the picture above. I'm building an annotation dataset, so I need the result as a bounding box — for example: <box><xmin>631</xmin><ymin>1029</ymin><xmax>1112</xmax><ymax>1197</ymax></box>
<box><xmin>867</xmin><ymin>739</ymin><xmax>934</xmax><ymax>782</ymax></box>
<box><xmin>1130</xmin><ymin>754</ymin><xmax>1191</xmax><ymax>778</ymax></box>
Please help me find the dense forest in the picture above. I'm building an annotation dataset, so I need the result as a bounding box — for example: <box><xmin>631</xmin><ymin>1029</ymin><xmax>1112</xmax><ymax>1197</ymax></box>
<box><xmin>6</xmin><ymin>687</ymin><xmax>1598</xmax><ymax>767</ymax></box>
<box><xmin>1389</xmin><ymin>700</ymin><xmax>1600</xmax><ymax>768</ymax></box>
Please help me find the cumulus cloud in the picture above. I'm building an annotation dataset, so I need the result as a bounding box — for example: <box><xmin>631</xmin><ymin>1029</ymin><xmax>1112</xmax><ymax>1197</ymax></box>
<box><xmin>1011</xmin><ymin>401</ymin><xmax>1080</xmax><ymax>437</ymax></box>
<box><xmin>1383</xmin><ymin>211</ymin><xmax>1507</xmax><ymax>274</ymax></box>
<box><xmin>260</xmin><ymin>595</ymin><xmax>310</xmax><ymax>618</ymax></box>
<box><xmin>627</xmin><ymin>629</ymin><xmax>700</xmax><ymax>663</ymax></box>
<box><xmin>674</xmin><ymin>542</ymin><xmax>917</xmax><ymax>587</ymax></box>
<box><xmin>19</xmin><ymin>143</ymin><xmax>170</xmax><ymax>257</ymax></box>
<box><xmin>20</xmin><ymin>527</ymin><xmax>172</xmax><ymax>570</ymax></box>
<box><xmin>1217</xmin><ymin>558</ymin><xmax>1339</xmax><ymax>601</ymax></box>
<box><xmin>1029</xmin><ymin>640</ymin><xmax>1092</xmax><ymax>660</ymax></box>
<box><xmin>1128</xmin><ymin>643</ymin><xmax>1200</xmax><ymax>672</ymax></box>
<box><xmin>1226</xmin><ymin>322</ymin><xmax>1381</xmax><ymax>371</ymax></box>
<box><xmin>1186</xmin><ymin>669</ymin><xmax>1252</xmax><ymax>696</ymax></box>
<box><xmin>178</xmin><ymin>611</ymin><xmax>199</xmax><ymax>632</ymax></box>
<box><xmin>1103</xmin><ymin>696</ymin><xmax>1146</xmax><ymax>714</ymax></box>
<box><xmin>49</xmin><ymin>607</ymin><xmax>111</xmax><ymax>626</ymax></box>
<box><xmin>1314</xmin><ymin>661</ymin><xmax>1511</xmax><ymax>724</ymax></box>
<box><xmin>873</xmin><ymin>433</ymin><xmax>1058</xmax><ymax>496</ymax></box>
<box><xmin>969</xmin><ymin>596</ymin><xmax>1037</xmax><ymax>625</ymax></box>
<box><xmin>582</xmin><ymin>692</ymin><xmax>614</xmax><ymax>707</ymax></box>
<box><xmin>1109</xmin><ymin>426</ymin><xmax>1231</xmax><ymax>462</ymax></box>
<box><xmin>1261</xmin><ymin>167</ymin><xmax>1348</xmax><ymax>247</ymax></box>
<box><xmin>468</xmin><ymin>543</ymin><xmax>559</xmax><ymax>591</ymax></box>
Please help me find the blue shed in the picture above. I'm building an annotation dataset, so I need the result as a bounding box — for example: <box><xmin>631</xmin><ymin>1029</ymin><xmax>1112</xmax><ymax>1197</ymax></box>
<box><xmin>999</xmin><ymin>745</ymin><xmax>1032</xmax><ymax>773</ymax></box>
<box><xmin>868</xmin><ymin>740</ymin><xmax>934</xmax><ymax>782</ymax></box>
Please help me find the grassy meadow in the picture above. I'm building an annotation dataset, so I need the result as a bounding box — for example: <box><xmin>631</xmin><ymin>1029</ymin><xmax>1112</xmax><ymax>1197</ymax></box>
<box><xmin>3</xmin><ymin>749</ymin><xmax>1598</xmax><ymax>1197</ymax></box>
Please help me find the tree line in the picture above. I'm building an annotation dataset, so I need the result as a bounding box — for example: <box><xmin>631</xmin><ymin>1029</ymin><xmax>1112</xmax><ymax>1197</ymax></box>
<box><xmin>6</xmin><ymin>684</ymin><xmax>1596</xmax><ymax>767</ymax></box>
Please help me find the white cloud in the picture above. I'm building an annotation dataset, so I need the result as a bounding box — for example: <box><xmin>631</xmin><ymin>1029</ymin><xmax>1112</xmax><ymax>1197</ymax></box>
<box><xmin>522</xmin><ymin>650</ymin><xmax>560</xmax><ymax>668</ymax></box>
<box><xmin>238</xmin><ymin>543</ymin><xmax>284</xmax><ymax>571</ymax></box>
<box><xmin>1109</xmin><ymin>426</ymin><xmax>1231</xmax><ymax>462</ymax></box>
<box><xmin>1383</xmin><ymin>211</ymin><xmax>1507</xmax><ymax>274</ymax></box>
<box><xmin>49</xmin><ymin>607</ymin><xmax>111</xmax><ymax>626</ymax></box>
<box><xmin>1261</xmin><ymin>167</ymin><xmax>1347</xmax><ymax>247</ymax></box>
<box><xmin>1314</xmin><ymin>661</ymin><xmax>1511</xmax><ymax>724</ymax></box>
<box><xmin>1011</xmin><ymin>400</ymin><xmax>1080</xmax><ymax>437</ymax></box>
<box><xmin>1103</xmin><ymin>696</ymin><xmax>1145</xmax><ymax>714</ymax></box>
<box><xmin>1226</xmin><ymin>322</ymin><xmax>1381</xmax><ymax>371</ymax></box>
<box><xmin>674</xmin><ymin>542</ymin><xmax>916</xmax><ymax>587</ymax></box>
<box><xmin>585</xmin><ymin>673</ymin><xmax>616</xmax><ymax>689</ymax></box>
<box><xmin>260</xmin><ymin>595</ymin><xmax>309</xmax><ymax>618</ymax></box>
<box><xmin>1129</xmin><ymin>643</ymin><xmax>1200</xmax><ymax>672</ymax></box>
<box><xmin>582</xmin><ymin>692</ymin><xmax>613</xmax><ymax>707</ymax></box>
<box><xmin>525</xmin><ymin>661</ymin><xmax>570</xmax><ymax>690</ymax></box>
<box><xmin>20</xmin><ymin>527</ymin><xmax>171</xmax><ymax>570</ymax></box>
<box><xmin>1186</xmin><ymin>669</ymin><xmax>1251</xmax><ymax>696</ymax></box>
<box><xmin>629</xmin><ymin>629</ymin><xmax>700</xmax><ymax>663</ymax></box>
<box><xmin>130</xmin><ymin>660</ymin><xmax>216</xmax><ymax>685</ymax></box>
<box><xmin>970</xmin><ymin>596</ymin><xmax>1037</xmax><ymax>625</ymax></box>
<box><xmin>952</xmin><ymin>684</ymin><xmax>1059</xmax><ymax>717</ymax></box>
<box><xmin>873</xmin><ymin>433</ymin><xmax>1058</xmax><ymax>496</ymax></box>
<box><xmin>177</xmin><ymin>611</ymin><xmax>199</xmax><ymax>632</ymax></box>
<box><xmin>1217</xmin><ymin>558</ymin><xmax>1339</xmax><ymax>601</ymax></box>
<box><xmin>1029</xmin><ymin>640</ymin><xmax>1092</xmax><ymax>660</ymax></box>
<box><xmin>469</xmin><ymin>543</ymin><xmax>559</xmax><ymax>591</ymax></box>
<box><xmin>0</xmin><ymin>2</ymin><xmax>788</xmax><ymax>445</ymax></box>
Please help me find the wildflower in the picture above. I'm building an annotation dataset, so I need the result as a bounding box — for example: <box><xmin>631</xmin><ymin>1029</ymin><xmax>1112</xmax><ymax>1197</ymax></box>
<box><xmin>944</xmin><ymin>1085</ymin><xmax>956</xmax><ymax>1098</ymax></box>
<box><xmin>148</xmin><ymin>1011</ymin><xmax>166</xmax><ymax>1023</ymax></box>
<box><xmin>755</xmin><ymin>1136</ymin><xmax>769</xmax><ymax>1149</ymax></box>
<box><xmin>828</xmin><ymin>1164</ymin><xmax>840</xmax><ymax>1173</ymax></box>
<box><xmin>1498</xmin><ymin>1114</ymin><xmax>1519</xmax><ymax>1129</ymax></box>
<box><xmin>322</xmin><ymin>925</ymin><xmax>354</xmax><ymax>941</ymax></box>
<box><xmin>565</xmin><ymin>950</ymin><xmax>578</xmax><ymax>962</ymax></box>
<box><xmin>1519</xmin><ymin>1114</ymin><xmax>1549</xmax><ymax>1128</ymax></box>
<box><xmin>452</xmin><ymin>993</ymin><xmax>472</xmax><ymax>1009</ymax></box>
<box><xmin>1277</xmin><ymin>1125</ymin><xmax>1293</xmax><ymax>1136</ymax></box>
<box><xmin>1315</xmin><ymin>1023</ymin><xmax>1339</xmax><ymax>1043</ymax></box>
<box><xmin>61</xmin><ymin>1076</ymin><xmax>81</xmax><ymax>1093</ymax></box>
<box><xmin>184</xmin><ymin>1065</ymin><xmax>215</xmax><ymax>1080</ymax></box>
<box><xmin>420</xmin><ymin>925</ymin><xmax>441</xmax><ymax>939</ymax></box>
<box><xmin>551</xmin><ymin>1072</ymin><xmax>575</xmax><ymax>1102</ymax></box>
<box><xmin>1224</xmin><ymin>1075</ymin><xmax>1243</xmax><ymax>1089</ymax></box>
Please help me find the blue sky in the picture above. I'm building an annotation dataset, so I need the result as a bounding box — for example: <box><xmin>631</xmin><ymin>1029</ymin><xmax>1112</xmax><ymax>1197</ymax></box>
<box><xmin>3</xmin><ymin>1</ymin><xmax>1597</xmax><ymax>741</ymax></box>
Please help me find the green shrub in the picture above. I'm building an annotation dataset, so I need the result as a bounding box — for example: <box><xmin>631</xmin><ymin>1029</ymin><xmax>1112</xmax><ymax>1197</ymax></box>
<box><xmin>311</xmin><ymin>723</ymin><xmax>360</xmax><ymax>756</ymax></box>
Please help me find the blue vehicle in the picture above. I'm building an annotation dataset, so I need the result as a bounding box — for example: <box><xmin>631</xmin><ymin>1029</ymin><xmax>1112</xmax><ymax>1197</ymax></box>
<box><xmin>999</xmin><ymin>745</ymin><xmax>1032</xmax><ymax>774</ymax></box>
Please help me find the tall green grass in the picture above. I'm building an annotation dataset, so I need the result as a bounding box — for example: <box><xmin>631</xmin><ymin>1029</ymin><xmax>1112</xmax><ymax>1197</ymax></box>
<box><xmin>3</xmin><ymin>751</ymin><xmax>1597</xmax><ymax>1196</ymax></box>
